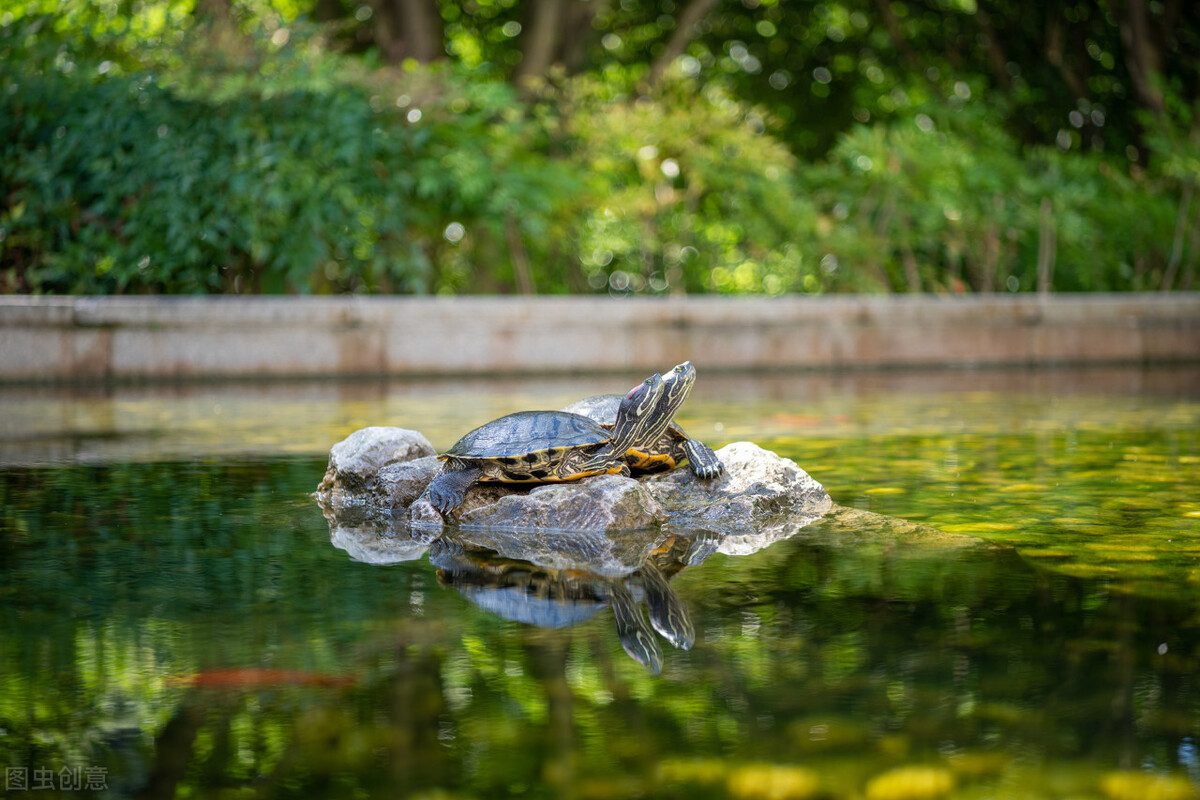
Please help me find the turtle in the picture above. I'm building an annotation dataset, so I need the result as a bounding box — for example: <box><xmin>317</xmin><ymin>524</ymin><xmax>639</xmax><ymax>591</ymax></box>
<box><xmin>421</xmin><ymin>369</ymin><xmax>680</xmax><ymax>516</ymax></box>
<box><xmin>562</xmin><ymin>362</ymin><xmax>724</xmax><ymax>480</ymax></box>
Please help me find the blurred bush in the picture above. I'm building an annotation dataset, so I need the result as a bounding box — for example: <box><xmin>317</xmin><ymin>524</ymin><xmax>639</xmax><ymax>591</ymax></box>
<box><xmin>2</xmin><ymin>16</ymin><xmax>474</xmax><ymax>293</ymax></box>
<box><xmin>1</xmin><ymin>14</ymin><xmax>1195</xmax><ymax>295</ymax></box>
<box><xmin>807</xmin><ymin>98</ymin><xmax>1185</xmax><ymax>293</ymax></box>
<box><xmin>556</xmin><ymin>75</ymin><xmax>818</xmax><ymax>296</ymax></box>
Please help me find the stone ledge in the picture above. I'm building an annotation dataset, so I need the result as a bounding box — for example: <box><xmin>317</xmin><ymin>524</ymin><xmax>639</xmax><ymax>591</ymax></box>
<box><xmin>3</xmin><ymin>294</ymin><xmax>1198</xmax><ymax>383</ymax></box>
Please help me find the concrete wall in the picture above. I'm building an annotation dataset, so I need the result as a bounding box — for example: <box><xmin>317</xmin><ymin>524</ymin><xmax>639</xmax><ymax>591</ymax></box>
<box><xmin>1</xmin><ymin>294</ymin><xmax>1197</xmax><ymax>382</ymax></box>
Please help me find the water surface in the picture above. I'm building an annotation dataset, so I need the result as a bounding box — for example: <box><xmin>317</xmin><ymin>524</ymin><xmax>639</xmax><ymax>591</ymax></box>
<box><xmin>1</xmin><ymin>366</ymin><xmax>1198</xmax><ymax>799</ymax></box>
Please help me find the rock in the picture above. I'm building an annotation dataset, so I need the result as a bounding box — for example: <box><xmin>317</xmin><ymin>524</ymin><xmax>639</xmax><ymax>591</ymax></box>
<box><xmin>644</xmin><ymin>442</ymin><xmax>832</xmax><ymax>546</ymax></box>
<box><xmin>408</xmin><ymin>496</ymin><xmax>444</xmax><ymax>527</ymax></box>
<box><xmin>409</xmin><ymin>480</ymin><xmax>523</xmax><ymax>530</ymax></box>
<box><xmin>458</xmin><ymin>474</ymin><xmax>668</xmax><ymax>530</ymax></box>
<box><xmin>317</xmin><ymin>431</ymin><xmax>832</xmax><ymax>539</ymax></box>
<box><xmin>450</xmin><ymin>482</ymin><xmax>527</xmax><ymax>518</ymax></box>
<box><xmin>315</xmin><ymin>427</ymin><xmax>436</xmax><ymax>510</ymax></box>
<box><xmin>319</xmin><ymin>426</ymin><xmax>436</xmax><ymax>491</ymax></box>
<box><xmin>370</xmin><ymin>457</ymin><xmax>442</xmax><ymax>508</ymax></box>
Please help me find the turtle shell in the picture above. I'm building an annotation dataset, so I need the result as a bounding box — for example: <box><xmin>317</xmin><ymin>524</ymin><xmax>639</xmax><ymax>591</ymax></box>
<box><xmin>443</xmin><ymin>410</ymin><xmax>612</xmax><ymax>481</ymax></box>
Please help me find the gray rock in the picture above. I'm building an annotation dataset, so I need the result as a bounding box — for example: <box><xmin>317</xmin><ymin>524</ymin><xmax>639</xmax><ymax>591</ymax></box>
<box><xmin>458</xmin><ymin>474</ymin><xmax>667</xmax><ymax>530</ymax></box>
<box><xmin>644</xmin><ymin>441</ymin><xmax>833</xmax><ymax>541</ymax></box>
<box><xmin>370</xmin><ymin>457</ymin><xmax>442</xmax><ymax>508</ymax></box>
<box><xmin>408</xmin><ymin>496</ymin><xmax>444</xmax><ymax>527</ymax></box>
<box><xmin>316</xmin><ymin>427</ymin><xmax>436</xmax><ymax>510</ymax></box>
<box><xmin>409</xmin><ymin>479</ymin><xmax>521</xmax><ymax>530</ymax></box>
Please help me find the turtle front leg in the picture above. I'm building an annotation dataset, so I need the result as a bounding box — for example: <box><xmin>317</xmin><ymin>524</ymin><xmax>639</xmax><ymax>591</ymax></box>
<box><xmin>609</xmin><ymin>580</ymin><xmax>663</xmax><ymax>675</ymax></box>
<box><xmin>422</xmin><ymin>463</ymin><xmax>484</xmax><ymax>515</ymax></box>
<box><xmin>639</xmin><ymin>561</ymin><xmax>695</xmax><ymax>650</ymax></box>
<box><xmin>682</xmin><ymin>438</ymin><xmax>724</xmax><ymax>479</ymax></box>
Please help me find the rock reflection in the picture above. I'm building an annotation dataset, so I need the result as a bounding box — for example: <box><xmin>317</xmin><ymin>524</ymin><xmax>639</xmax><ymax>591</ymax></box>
<box><xmin>320</xmin><ymin>501</ymin><xmax>821</xmax><ymax>673</ymax></box>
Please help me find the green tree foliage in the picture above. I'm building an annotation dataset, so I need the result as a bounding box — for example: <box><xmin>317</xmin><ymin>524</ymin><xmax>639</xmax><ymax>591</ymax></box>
<box><xmin>559</xmin><ymin>77</ymin><xmax>816</xmax><ymax>295</ymax></box>
<box><xmin>1</xmin><ymin>0</ymin><xmax>1198</xmax><ymax>294</ymax></box>
<box><xmin>808</xmin><ymin>101</ymin><xmax>1182</xmax><ymax>292</ymax></box>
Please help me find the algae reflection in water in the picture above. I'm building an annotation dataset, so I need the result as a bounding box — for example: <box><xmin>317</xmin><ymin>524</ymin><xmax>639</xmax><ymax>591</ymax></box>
<box><xmin>0</xmin><ymin>369</ymin><xmax>1198</xmax><ymax>799</ymax></box>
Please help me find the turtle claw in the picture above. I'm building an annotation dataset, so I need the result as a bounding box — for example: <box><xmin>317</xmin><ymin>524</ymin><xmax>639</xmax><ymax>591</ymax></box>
<box><xmin>423</xmin><ymin>466</ymin><xmax>483</xmax><ymax>516</ymax></box>
<box><xmin>426</xmin><ymin>486</ymin><xmax>462</xmax><ymax>515</ymax></box>
<box><xmin>684</xmin><ymin>440</ymin><xmax>724</xmax><ymax>480</ymax></box>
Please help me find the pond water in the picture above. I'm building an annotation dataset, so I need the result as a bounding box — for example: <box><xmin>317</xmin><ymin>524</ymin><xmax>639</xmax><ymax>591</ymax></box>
<box><xmin>1</xmin><ymin>366</ymin><xmax>1198</xmax><ymax>799</ymax></box>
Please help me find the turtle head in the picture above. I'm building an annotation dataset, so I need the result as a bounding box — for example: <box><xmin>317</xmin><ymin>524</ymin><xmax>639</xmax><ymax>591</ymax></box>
<box><xmin>610</xmin><ymin>373</ymin><xmax>667</xmax><ymax>452</ymax></box>
<box><xmin>612</xmin><ymin>362</ymin><xmax>697</xmax><ymax>452</ymax></box>
<box><xmin>659</xmin><ymin>361</ymin><xmax>697</xmax><ymax>418</ymax></box>
<box><xmin>619</xmin><ymin>372</ymin><xmax>666</xmax><ymax>419</ymax></box>
<box><xmin>633</xmin><ymin>360</ymin><xmax>697</xmax><ymax>445</ymax></box>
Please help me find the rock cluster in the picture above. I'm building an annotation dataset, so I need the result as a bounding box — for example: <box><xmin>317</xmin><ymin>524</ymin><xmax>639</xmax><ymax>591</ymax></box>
<box><xmin>315</xmin><ymin>426</ymin><xmax>437</xmax><ymax>509</ymax></box>
<box><xmin>314</xmin><ymin>426</ymin><xmax>833</xmax><ymax>539</ymax></box>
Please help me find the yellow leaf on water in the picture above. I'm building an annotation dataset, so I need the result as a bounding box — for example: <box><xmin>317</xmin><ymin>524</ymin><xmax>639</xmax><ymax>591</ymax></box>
<box><xmin>939</xmin><ymin>522</ymin><xmax>1018</xmax><ymax>533</ymax></box>
<box><xmin>865</xmin><ymin>766</ymin><xmax>955</xmax><ymax>800</ymax></box>
<box><xmin>1099</xmin><ymin>770</ymin><xmax>1198</xmax><ymax>800</ymax></box>
<box><xmin>726</xmin><ymin>764</ymin><xmax>821</xmax><ymax>800</ymax></box>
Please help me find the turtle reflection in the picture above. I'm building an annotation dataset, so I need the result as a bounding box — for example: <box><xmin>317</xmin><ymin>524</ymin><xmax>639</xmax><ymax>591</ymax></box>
<box><xmin>322</xmin><ymin>503</ymin><xmax>721</xmax><ymax>673</ymax></box>
<box><xmin>428</xmin><ymin>529</ymin><xmax>707</xmax><ymax>674</ymax></box>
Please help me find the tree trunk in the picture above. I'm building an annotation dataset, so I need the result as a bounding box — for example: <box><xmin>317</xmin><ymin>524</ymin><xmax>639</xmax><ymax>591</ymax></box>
<box><xmin>1162</xmin><ymin>179</ymin><xmax>1194</xmax><ymax>290</ymax></box>
<box><xmin>193</xmin><ymin>0</ymin><xmax>232</xmax><ymax>24</ymax></box>
<box><xmin>1183</xmin><ymin>202</ymin><xmax>1200</xmax><ymax>290</ymax></box>
<box><xmin>505</xmin><ymin>215</ymin><xmax>537</xmax><ymax>294</ymax></box>
<box><xmin>1116</xmin><ymin>0</ymin><xmax>1166</xmax><ymax>118</ymax></box>
<box><xmin>515</xmin><ymin>0</ymin><xmax>568</xmax><ymax>85</ymax></box>
<box><xmin>974</xmin><ymin>1</ymin><xmax>1011</xmax><ymax>92</ymax></box>
<box><xmin>369</xmin><ymin>0</ymin><xmax>403</xmax><ymax>63</ymax></box>
<box><xmin>872</xmin><ymin>0</ymin><xmax>923</xmax><ymax>70</ymax></box>
<box><xmin>314</xmin><ymin>0</ymin><xmax>344</xmax><ymax>23</ymax></box>
<box><xmin>1037</xmin><ymin>197</ymin><xmax>1056</xmax><ymax>293</ymax></box>
<box><xmin>370</xmin><ymin>0</ymin><xmax>443</xmax><ymax>64</ymax></box>
<box><xmin>648</xmin><ymin>0</ymin><xmax>721</xmax><ymax>85</ymax></box>
<box><xmin>400</xmin><ymin>0</ymin><xmax>444</xmax><ymax>62</ymax></box>
<box><xmin>901</xmin><ymin>239</ymin><xmax>922</xmax><ymax>293</ymax></box>
<box><xmin>1045</xmin><ymin>12</ymin><xmax>1089</xmax><ymax>102</ymax></box>
<box><xmin>560</xmin><ymin>0</ymin><xmax>612</xmax><ymax>74</ymax></box>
